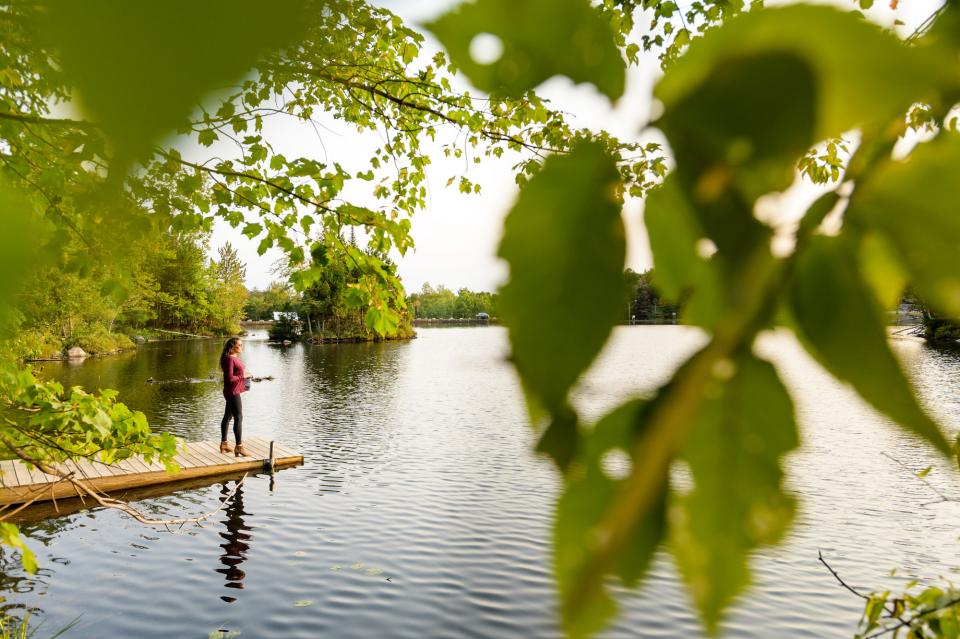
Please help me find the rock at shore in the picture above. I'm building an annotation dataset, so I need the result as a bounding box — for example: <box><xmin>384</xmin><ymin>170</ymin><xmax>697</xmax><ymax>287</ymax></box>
<box><xmin>66</xmin><ymin>346</ymin><xmax>87</xmax><ymax>359</ymax></box>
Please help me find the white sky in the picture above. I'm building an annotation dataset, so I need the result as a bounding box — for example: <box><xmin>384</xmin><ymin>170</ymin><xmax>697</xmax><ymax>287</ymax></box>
<box><xmin>210</xmin><ymin>0</ymin><xmax>943</xmax><ymax>293</ymax></box>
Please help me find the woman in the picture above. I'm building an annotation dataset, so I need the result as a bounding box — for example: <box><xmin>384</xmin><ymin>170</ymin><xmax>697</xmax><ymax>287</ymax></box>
<box><xmin>220</xmin><ymin>337</ymin><xmax>250</xmax><ymax>456</ymax></box>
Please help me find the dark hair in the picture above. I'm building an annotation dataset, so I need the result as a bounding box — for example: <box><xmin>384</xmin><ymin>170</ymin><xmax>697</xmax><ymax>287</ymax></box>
<box><xmin>221</xmin><ymin>337</ymin><xmax>242</xmax><ymax>358</ymax></box>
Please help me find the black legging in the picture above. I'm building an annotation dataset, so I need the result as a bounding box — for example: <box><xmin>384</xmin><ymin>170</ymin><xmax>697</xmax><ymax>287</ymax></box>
<box><xmin>221</xmin><ymin>395</ymin><xmax>242</xmax><ymax>443</ymax></box>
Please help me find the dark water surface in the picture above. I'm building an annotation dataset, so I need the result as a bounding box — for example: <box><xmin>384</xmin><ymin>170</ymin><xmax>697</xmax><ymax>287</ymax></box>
<box><xmin>3</xmin><ymin>326</ymin><xmax>960</xmax><ymax>638</ymax></box>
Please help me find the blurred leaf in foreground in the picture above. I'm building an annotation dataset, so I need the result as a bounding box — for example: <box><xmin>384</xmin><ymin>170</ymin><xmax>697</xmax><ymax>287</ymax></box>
<box><xmin>44</xmin><ymin>0</ymin><xmax>310</xmax><ymax>169</ymax></box>
<box><xmin>849</xmin><ymin>136</ymin><xmax>960</xmax><ymax>320</ymax></box>
<box><xmin>498</xmin><ymin>142</ymin><xmax>624</xmax><ymax>467</ymax></box>
<box><xmin>789</xmin><ymin>236</ymin><xmax>949</xmax><ymax>454</ymax></box>
<box><xmin>671</xmin><ymin>353</ymin><xmax>798</xmax><ymax>630</ymax></box>
<box><xmin>427</xmin><ymin>0</ymin><xmax>625</xmax><ymax>100</ymax></box>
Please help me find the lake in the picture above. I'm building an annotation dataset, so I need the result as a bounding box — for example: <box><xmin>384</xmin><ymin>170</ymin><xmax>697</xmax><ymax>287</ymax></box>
<box><xmin>2</xmin><ymin>326</ymin><xmax>960</xmax><ymax>638</ymax></box>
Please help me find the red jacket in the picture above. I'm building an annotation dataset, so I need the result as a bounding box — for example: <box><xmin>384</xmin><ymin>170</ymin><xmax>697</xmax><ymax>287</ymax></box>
<box><xmin>221</xmin><ymin>355</ymin><xmax>247</xmax><ymax>398</ymax></box>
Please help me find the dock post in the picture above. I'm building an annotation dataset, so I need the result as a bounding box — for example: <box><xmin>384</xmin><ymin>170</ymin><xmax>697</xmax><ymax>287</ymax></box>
<box><xmin>266</xmin><ymin>440</ymin><xmax>276</xmax><ymax>473</ymax></box>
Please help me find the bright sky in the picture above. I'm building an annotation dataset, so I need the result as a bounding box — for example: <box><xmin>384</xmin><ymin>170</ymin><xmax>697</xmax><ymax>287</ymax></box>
<box><xmin>211</xmin><ymin>0</ymin><xmax>944</xmax><ymax>294</ymax></box>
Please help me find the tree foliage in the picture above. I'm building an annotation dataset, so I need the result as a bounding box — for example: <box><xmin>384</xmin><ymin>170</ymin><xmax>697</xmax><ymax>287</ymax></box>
<box><xmin>244</xmin><ymin>282</ymin><xmax>297</xmax><ymax>322</ymax></box>
<box><xmin>624</xmin><ymin>268</ymin><xmax>679</xmax><ymax>321</ymax></box>
<box><xmin>407</xmin><ymin>283</ymin><xmax>498</xmax><ymax>319</ymax></box>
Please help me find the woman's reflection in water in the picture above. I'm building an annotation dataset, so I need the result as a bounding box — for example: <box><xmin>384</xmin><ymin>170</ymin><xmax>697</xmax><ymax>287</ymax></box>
<box><xmin>216</xmin><ymin>479</ymin><xmax>252</xmax><ymax>603</ymax></box>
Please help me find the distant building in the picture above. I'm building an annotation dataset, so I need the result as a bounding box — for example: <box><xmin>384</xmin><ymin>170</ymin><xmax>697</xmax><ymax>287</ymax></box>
<box><xmin>273</xmin><ymin>311</ymin><xmax>300</xmax><ymax>321</ymax></box>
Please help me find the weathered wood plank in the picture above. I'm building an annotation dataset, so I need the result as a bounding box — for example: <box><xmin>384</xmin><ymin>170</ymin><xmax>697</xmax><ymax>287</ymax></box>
<box><xmin>123</xmin><ymin>455</ymin><xmax>153</xmax><ymax>474</ymax></box>
<box><xmin>103</xmin><ymin>461</ymin><xmax>128</xmax><ymax>477</ymax></box>
<box><xmin>22</xmin><ymin>462</ymin><xmax>50</xmax><ymax>486</ymax></box>
<box><xmin>114</xmin><ymin>458</ymin><xmax>142</xmax><ymax>475</ymax></box>
<box><xmin>193</xmin><ymin>441</ymin><xmax>230</xmax><ymax>463</ymax></box>
<box><xmin>187</xmin><ymin>443</ymin><xmax>222</xmax><ymax>466</ymax></box>
<box><xmin>72</xmin><ymin>457</ymin><xmax>109</xmax><ymax>480</ymax></box>
<box><xmin>138</xmin><ymin>455</ymin><xmax>167</xmax><ymax>473</ymax></box>
<box><xmin>178</xmin><ymin>447</ymin><xmax>207</xmax><ymax>469</ymax></box>
<box><xmin>0</xmin><ymin>460</ymin><xmax>17</xmax><ymax>488</ymax></box>
<box><xmin>241</xmin><ymin>439</ymin><xmax>267</xmax><ymax>458</ymax></box>
<box><xmin>11</xmin><ymin>460</ymin><xmax>31</xmax><ymax>487</ymax></box>
<box><xmin>172</xmin><ymin>452</ymin><xmax>198</xmax><ymax>470</ymax></box>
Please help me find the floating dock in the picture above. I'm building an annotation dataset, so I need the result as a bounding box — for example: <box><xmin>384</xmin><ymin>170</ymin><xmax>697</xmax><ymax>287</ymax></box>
<box><xmin>0</xmin><ymin>437</ymin><xmax>303</xmax><ymax>505</ymax></box>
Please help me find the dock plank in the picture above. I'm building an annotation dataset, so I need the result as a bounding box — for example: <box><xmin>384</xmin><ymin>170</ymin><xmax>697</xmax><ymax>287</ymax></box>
<box><xmin>11</xmin><ymin>460</ymin><xmax>31</xmax><ymax>487</ymax></box>
<box><xmin>93</xmin><ymin>461</ymin><xmax>126</xmax><ymax>477</ymax></box>
<box><xmin>242</xmin><ymin>439</ymin><xmax>267</xmax><ymax>458</ymax></box>
<box><xmin>193</xmin><ymin>441</ymin><xmax>229</xmax><ymax>462</ymax></box>
<box><xmin>172</xmin><ymin>452</ymin><xmax>198</xmax><ymax>470</ymax></box>
<box><xmin>22</xmin><ymin>462</ymin><xmax>49</xmax><ymax>486</ymax></box>
<box><xmin>139</xmin><ymin>455</ymin><xmax>167</xmax><ymax>473</ymax></box>
<box><xmin>74</xmin><ymin>458</ymin><xmax>112</xmax><ymax>480</ymax></box>
<box><xmin>188</xmin><ymin>444</ymin><xmax>222</xmax><ymax>467</ymax></box>
<box><xmin>123</xmin><ymin>455</ymin><xmax>152</xmax><ymax>474</ymax></box>
<box><xmin>178</xmin><ymin>448</ymin><xmax>207</xmax><ymax>469</ymax></box>
<box><xmin>0</xmin><ymin>460</ymin><xmax>16</xmax><ymax>488</ymax></box>
<box><xmin>114</xmin><ymin>458</ymin><xmax>142</xmax><ymax>475</ymax></box>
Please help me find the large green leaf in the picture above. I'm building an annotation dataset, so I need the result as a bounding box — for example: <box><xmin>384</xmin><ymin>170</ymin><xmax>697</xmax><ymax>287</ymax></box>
<box><xmin>44</xmin><ymin>0</ymin><xmax>309</xmax><ymax>169</ymax></box>
<box><xmin>644</xmin><ymin>176</ymin><xmax>725</xmax><ymax>329</ymax></box>
<box><xmin>659</xmin><ymin>51</ymin><xmax>817</xmax><ymax>208</ymax></box>
<box><xmin>848</xmin><ymin>136</ymin><xmax>960</xmax><ymax>318</ymax></box>
<box><xmin>671</xmin><ymin>353</ymin><xmax>798</xmax><ymax>631</ymax></box>
<box><xmin>426</xmin><ymin>0</ymin><xmax>625</xmax><ymax>100</ymax></box>
<box><xmin>0</xmin><ymin>186</ymin><xmax>50</xmax><ymax>335</ymax></box>
<box><xmin>498</xmin><ymin>142</ymin><xmax>625</xmax><ymax>418</ymax></box>
<box><xmin>657</xmin><ymin>5</ymin><xmax>955</xmax><ymax>145</ymax></box>
<box><xmin>554</xmin><ymin>399</ymin><xmax>667</xmax><ymax>638</ymax></box>
<box><xmin>789</xmin><ymin>236</ymin><xmax>949</xmax><ymax>454</ymax></box>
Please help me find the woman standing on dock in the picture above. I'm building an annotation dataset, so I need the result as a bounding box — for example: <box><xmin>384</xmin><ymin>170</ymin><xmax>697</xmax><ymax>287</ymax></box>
<box><xmin>220</xmin><ymin>337</ymin><xmax>250</xmax><ymax>457</ymax></box>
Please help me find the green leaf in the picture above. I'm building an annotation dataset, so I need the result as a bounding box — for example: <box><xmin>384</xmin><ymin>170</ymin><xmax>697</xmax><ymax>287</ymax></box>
<box><xmin>197</xmin><ymin>129</ymin><xmax>218</xmax><ymax>147</ymax></box>
<box><xmin>858</xmin><ymin>231</ymin><xmax>907</xmax><ymax>311</ymax></box>
<box><xmin>426</xmin><ymin>0</ymin><xmax>625</xmax><ymax>100</ymax></box>
<box><xmin>0</xmin><ymin>183</ymin><xmax>51</xmax><ymax>335</ymax></box>
<box><xmin>657</xmin><ymin>5</ymin><xmax>953</xmax><ymax>146</ymax></box>
<box><xmin>242</xmin><ymin>223</ymin><xmax>263</xmax><ymax>239</ymax></box>
<box><xmin>789</xmin><ymin>236</ymin><xmax>949</xmax><ymax>454</ymax></box>
<box><xmin>659</xmin><ymin>50</ymin><xmax>817</xmax><ymax>208</ymax></box>
<box><xmin>644</xmin><ymin>176</ymin><xmax>724</xmax><ymax>328</ymax></box>
<box><xmin>401</xmin><ymin>42</ymin><xmax>418</xmax><ymax>65</ymax></box>
<box><xmin>0</xmin><ymin>522</ymin><xmax>37</xmax><ymax>574</ymax></box>
<box><xmin>44</xmin><ymin>1</ymin><xmax>309</xmax><ymax>170</ymax></box>
<box><xmin>671</xmin><ymin>353</ymin><xmax>798</xmax><ymax>631</ymax></box>
<box><xmin>365</xmin><ymin>306</ymin><xmax>399</xmax><ymax>336</ymax></box>
<box><xmin>497</xmin><ymin>142</ymin><xmax>624</xmax><ymax>417</ymax></box>
<box><xmin>555</xmin><ymin>399</ymin><xmax>667</xmax><ymax>638</ymax></box>
<box><xmin>849</xmin><ymin>136</ymin><xmax>960</xmax><ymax>318</ymax></box>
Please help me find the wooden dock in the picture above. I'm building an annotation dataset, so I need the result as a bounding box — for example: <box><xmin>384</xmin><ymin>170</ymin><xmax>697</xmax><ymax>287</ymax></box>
<box><xmin>0</xmin><ymin>437</ymin><xmax>303</xmax><ymax>506</ymax></box>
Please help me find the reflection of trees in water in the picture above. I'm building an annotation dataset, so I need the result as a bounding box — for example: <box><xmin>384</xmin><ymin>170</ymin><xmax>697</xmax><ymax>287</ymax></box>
<box><xmin>216</xmin><ymin>480</ymin><xmax>252</xmax><ymax>604</ymax></box>
<box><xmin>304</xmin><ymin>341</ymin><xmax>403</xmax><ymax>398</ymax></box>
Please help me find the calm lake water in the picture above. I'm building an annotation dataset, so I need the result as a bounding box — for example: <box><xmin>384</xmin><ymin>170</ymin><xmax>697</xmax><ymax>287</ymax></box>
<box><xmin>3</xmin><ymin>326</ymin><xmax>960</xmax><ymax>638</ymax></box>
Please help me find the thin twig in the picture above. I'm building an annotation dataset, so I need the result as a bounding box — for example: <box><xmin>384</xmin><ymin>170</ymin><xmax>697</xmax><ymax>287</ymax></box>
<box><xmin>881</xmin><ymin>451</ymin><xmax>953</xmax><ymax>505</ymax></box>
<box><xmin>818</xmin><ymin>549</ymin><xmax>869</xmax><ymax>600</ymax></box>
